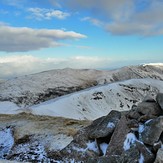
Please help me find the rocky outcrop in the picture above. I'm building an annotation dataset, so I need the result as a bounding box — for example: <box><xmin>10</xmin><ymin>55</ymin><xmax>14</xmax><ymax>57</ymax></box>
<box><xmin>53</xmin><ymin>92</ymin><xmax>163</xmax><ymax>162</ymax></box>
<box><xmin>1</xmin><ymin>92</ymin><xmax>163</xmax><ymax>162</ymax></box>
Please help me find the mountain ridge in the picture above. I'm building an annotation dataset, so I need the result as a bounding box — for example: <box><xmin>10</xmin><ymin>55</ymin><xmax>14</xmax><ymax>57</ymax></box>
<box><xmin>0</xmin><ymin>64</ymin><xmax>163</xmax><ymax>108</ymax></box>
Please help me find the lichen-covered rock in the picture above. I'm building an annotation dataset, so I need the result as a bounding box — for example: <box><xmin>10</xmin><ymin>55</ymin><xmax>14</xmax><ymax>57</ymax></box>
<box><xmin>156</xmin><ymin>93</ymin><xmax>163</xmax><ymax>110</ymax></box>
<box><xmin>88</xmin><ymin>110</ymin><xmax>121</xmax><ymax>139</ymax></box>
<box><xmin>154</xmin><ymin>148</ymin><xmax>163</xmax><ymax>163</ymax></box>
<box><xmin>141</xmin><ymin>116</ymin><xmax>163</xmax><ymax>145</ymax></box>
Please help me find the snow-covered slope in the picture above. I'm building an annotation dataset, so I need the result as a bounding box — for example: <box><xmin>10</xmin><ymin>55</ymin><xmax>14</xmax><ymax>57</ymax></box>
<box><xmin>28</xmin><ymin>78</ymin><xmax>163</xmax><ymax>120</ymax></box>
<box><xmin>1</xmin><ymin>78</ymin><xmax>163</xmax><ymax>120</ymax></box>
<box><xmin>0</xmin><ymin>64</ymin><xmax>163</xmax><ymax>107</ymax></box>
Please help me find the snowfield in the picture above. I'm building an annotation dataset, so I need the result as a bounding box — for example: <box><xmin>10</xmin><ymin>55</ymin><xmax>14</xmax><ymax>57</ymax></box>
<box><xmin>29</xmin><ymin>78</ymin><xmax>163</xmax><ymax>120</ymax></box>
<box><xmin>1</xmin><ymin>78</ymin><xmax>163</xmax><ymax>120</ymax></box>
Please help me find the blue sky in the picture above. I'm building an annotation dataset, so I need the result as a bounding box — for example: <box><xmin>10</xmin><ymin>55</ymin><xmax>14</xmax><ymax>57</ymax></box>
<box><xmin>0</xmin><ymin>0</ymin><xmax>163</xmax><ymax>78</ymax></box>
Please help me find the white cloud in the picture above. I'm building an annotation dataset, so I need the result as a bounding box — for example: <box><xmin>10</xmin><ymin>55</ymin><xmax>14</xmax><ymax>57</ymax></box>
<box><xmin>28</xmin><ymin>8</ymin><xmax>70</xmax><ymax>20</ymax></box>
<box><xmin>0</xmin><ymin>25</ymin><xmax>86</xmax><ymax>52</ymax></box>
<box><xmin>0</xmin><ymin>55</ymin><xmax>111</xmax><ymax>78</ymax></box>
<box><xmin>62</xmin><ymin>0</ymin><xmax>163</xmax><ymax>36</ymax></box>
<box><xmin>81</xmin><ymin>17</ymin><xmax>104</xmax><ymax>27</ymax></box>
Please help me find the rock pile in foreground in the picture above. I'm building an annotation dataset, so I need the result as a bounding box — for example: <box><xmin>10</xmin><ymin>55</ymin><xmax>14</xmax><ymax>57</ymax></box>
<box><xmin>53</xmin><ymin>93</ymin><xmax>163</xmax><ymax>162</ymax></box>
<box><xmin>1</xmin><ymin>93</ymin><xmax>163</xmax><ymax>162</ymax></box>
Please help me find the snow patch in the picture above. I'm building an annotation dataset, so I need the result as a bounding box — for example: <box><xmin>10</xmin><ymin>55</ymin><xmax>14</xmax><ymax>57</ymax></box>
<box><xmin>138</xmin><ymin>124</ymin><xmax>144</xmax><ymax>133</ymax></box>
<box><xmin>107</xmin><ymin>122</ymin><xmax>115</xmax><ymax>128</ymax></box>
<box><xmin>86</xmin><ymin>141</ymin><xmax>98</xmax><ymax>153</ymax></box>
<box><xmin>0</xmin><ymin>101</ymin><xmax>21</xmax><ymax>114</ymax></box>
<box><xmin>72</xmin><ymin>146</ymin><xmax>86</xmax><ymax>152</ymax></box>
<box><xmin>100</xmin><ymin>143</ymin><xmax>108</xmax><ymax>156</ymax></box>
<box><xmin>123</xmin><ymin>133</ymin><xmax>137</xmax><ymax>151</ymax></box>
<box><xmin>0</xmin><ymin>127</ymin><xmax>14</xmax><ymax>158</ymax></box>
<box><xmin>139</xmin><ymin>153</ymin><xmax>144</xmax><ymax>163</ymax></box>
<box><xmin>143</xmin><ymin>63</ymin><xmax>163</xmax><ymax>66</ymax></box>
<box><xmin>145</xmin><ymin>119</ymin><xmax>152</xmax><ymax>124</ymax></box>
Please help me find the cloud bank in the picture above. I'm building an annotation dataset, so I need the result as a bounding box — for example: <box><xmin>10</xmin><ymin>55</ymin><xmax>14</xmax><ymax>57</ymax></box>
<box><xmin>0</xmin><ymin>55</ymin><xmax>111</xmax><ymax>78</ymax></box>
<box><xmin>0</xmin><ymin>25</ymin><xmax>86</xmax><ymax>52</ymax></box>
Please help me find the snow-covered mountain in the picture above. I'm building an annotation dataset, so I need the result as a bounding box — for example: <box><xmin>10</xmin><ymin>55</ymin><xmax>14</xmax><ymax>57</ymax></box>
<box><xmin>1</xmin><ymin>78</ymin><xmax>163</xmax><ymax>120</ymax></box>
<box><xmin>25</xmin><ymin>78</ymin><xmax>163</xmax><ymax>120</ymax></box>
<box><xmin>0</xmin><ymin>64</ymin><xmax>163</xmax><ymax>108</ymax></box>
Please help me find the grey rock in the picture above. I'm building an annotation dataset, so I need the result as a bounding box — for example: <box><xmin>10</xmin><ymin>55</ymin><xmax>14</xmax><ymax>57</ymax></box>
<box><xmin>143</xmin><ymin>95</ymin><xmax>156</xmax><ymax>102</ymax></box>
<box><xmin>127</xmin><ymin>119</ymin><xmax>139</xmax><ymax>130</ymax></box>
<box><xmin>120</xmin><ymin>146</ymin><xmax>140</xmax><ymax>163</ymax></box>
<box><xmin>106</xmin><ymin>115</ymin><xmax>130</xmax><ymax>156</ymax></box>
<box><xmin>156</xmin><ymin>93</ymin><xmax>163</xmax><ymax>110</ymax></box>
<box><xmin>154</xmin><ymin>148</ymin><xmax>163</xmax><ymax>163</ymax></box>
<box><xmin>88</xmin><ymin>110</ymin><xmax>121</xmax><ymax>139</ymax></box>
<box><xmin>141</xmin><ymin>116</ymin><xmax>163</xmax><ymax>145</ymax></box>
<box><xmin>127</xmin><ymin>110</ymin><xmax>141</xmax><ymax>120</ymax></box>
<box><xmin>153</xmin><ymin>141</ymin><xmax>162</xmax><ymax>153</ymax></box>
<box><xmin>136</xmin><ymin>141</ymin><xmax>155</xmax><ymax>163</ymax></box>
<box><xmin>137</xmin><ymin>101</ymin><xmax>162</xmax><ymax>117</ymax></box>
<box><xmin>98</xmin><ymin>156</ymin><xmax>121</xmax><ymax>163</ymax></box>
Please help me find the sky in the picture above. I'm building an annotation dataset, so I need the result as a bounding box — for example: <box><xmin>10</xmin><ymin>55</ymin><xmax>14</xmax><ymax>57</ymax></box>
<box><xmin>0</xmin><ymin>0</ymin><xmax>163</xmax><ymax>78</ymax></box>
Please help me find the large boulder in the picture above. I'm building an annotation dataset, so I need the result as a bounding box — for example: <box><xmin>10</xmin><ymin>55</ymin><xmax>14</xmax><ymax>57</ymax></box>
<box><xmin>106</xmin><ymin>115</ymin><xmax>130</xmax><ymax>156</ymax></box>
<box><xmin>137</xmin><ymin>101</ymin><xmax>162</xmax><ymax>117</ymax></box>
<box><xmin>88</xmin><ymin>110</ymin><xmax>121</xmax><ymax>139</ymax></box>
<box><xmin>156</xmin><ymin>93</ymin><xmax>163</xmax><ymax>110</ymax></box>
<box><xmin>141</xmin><ymin>116</ymin><xmax>163</xmax><ymax>145</ymax></box>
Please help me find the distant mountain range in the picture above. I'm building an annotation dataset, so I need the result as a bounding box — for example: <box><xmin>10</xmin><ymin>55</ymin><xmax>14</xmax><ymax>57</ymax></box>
<box><xmin>0</xmin><ymin>63</ymin><xmax>163</xmax><ymax>120</ymax></box>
